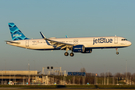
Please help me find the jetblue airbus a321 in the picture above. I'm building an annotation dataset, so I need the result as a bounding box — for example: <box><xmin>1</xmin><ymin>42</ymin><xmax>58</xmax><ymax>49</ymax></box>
<box><xmin>6</xmin><ymin>23</ymin><xmax>132</xmax><ymax>57</ymax></box>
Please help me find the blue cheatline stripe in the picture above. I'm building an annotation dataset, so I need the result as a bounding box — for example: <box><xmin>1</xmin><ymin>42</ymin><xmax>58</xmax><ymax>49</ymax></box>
<box><xmin>33</xmin><ymin>46</ymin><xmax>126</xmax><ymax>51</ymax></box>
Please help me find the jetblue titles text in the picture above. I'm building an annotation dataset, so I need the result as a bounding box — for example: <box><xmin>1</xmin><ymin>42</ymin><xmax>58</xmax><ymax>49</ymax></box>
<box><xmin>93</xmin><ymin>38</ymin><xmax>113</xmax><ymax>45</ymax></box>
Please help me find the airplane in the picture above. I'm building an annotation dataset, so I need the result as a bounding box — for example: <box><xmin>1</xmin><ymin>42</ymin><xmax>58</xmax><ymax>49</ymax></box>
<box><xmin>6</xmin><ymin>23</ymin><xmax>132</xmax><ymax>57</ymax></box>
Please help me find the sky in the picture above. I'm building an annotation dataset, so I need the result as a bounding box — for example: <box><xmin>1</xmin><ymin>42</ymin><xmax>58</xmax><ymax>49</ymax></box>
<box><xmin>0</xmin><ymin>0</ymin><xmax>135</xmax><ymax>75</ymax></box>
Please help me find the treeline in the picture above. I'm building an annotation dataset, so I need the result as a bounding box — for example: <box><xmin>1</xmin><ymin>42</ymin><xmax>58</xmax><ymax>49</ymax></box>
<box><xmin>44</xmin><ymin>67</ymin><xmax>135</xmax><ymax>85</ymax></box>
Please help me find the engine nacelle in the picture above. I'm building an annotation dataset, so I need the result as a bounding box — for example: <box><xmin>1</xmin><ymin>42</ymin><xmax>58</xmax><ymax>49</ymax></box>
<box><xmin>82</xmin><ymin>48</ymin><xmax>92</xmax><ymax>53</ymax></box>
<box><xmin>72</xmin><ymin>45</ymin><xmax>85</xmax><ymax>53</ymax></box>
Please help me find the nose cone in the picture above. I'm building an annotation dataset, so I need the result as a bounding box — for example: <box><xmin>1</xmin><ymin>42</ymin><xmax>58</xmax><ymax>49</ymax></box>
<box><xmin>128</xmin><ymin>41</ymin><xmax>132</xmax><ymax>46</ymax></box>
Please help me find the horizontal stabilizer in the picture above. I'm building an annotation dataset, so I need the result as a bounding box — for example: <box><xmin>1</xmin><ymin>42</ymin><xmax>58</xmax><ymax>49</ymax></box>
<box><xmin>6</xmin><ymin>41</ymin><xmax>20</xmax><ymax>44</ymax></box>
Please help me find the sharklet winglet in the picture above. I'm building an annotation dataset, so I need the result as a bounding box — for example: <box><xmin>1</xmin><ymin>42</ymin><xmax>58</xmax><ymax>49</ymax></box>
<box><xmin>40</xmin><ymin>32</ymin><xmax>50</xmax><ymax>45</ymax></box>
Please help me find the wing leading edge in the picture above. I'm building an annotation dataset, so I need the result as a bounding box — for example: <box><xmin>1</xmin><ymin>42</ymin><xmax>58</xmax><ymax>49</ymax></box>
<box><xmin>40</xmin><ymin>32</ymin><xmax>74</xmax><ymax>50</ymax></box>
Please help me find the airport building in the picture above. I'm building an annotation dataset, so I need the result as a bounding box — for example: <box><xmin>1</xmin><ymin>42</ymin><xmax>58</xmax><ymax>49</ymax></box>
<box><xmin>0</xmin><ymin>70</ymin><xmax>38</xmax><ymax>85</ymax></box>
<box><xmin>0</xmin><ymin>68</ymin><xmax>67</xmax><ymax>85</ymax></box>
<box><xmin>0</xmin><ymin>71</ymin><xmax>38</xmax><ymax>75</ymax></box>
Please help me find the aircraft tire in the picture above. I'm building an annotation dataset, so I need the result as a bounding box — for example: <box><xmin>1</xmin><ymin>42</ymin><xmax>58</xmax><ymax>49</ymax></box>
<box><xmin>116</xmin><ymin>52</ymin><xmax>119</xmax><ymax>55</ymax></box>
<box><xmin>70</xmin><ymin>52</ymin><xmax>74</xmax><ymax>57</ymax></box>
<box><xmin>64</xmin><ymin>52</ymin><xmax>69</xmax><ymax>56</ymax></box>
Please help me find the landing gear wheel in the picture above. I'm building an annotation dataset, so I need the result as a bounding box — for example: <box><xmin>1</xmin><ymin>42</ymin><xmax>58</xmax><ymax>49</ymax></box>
<box><xmin>70</xmin><ymin>52</ymin><xmax>74</xmax><ymax>57</ymax></box>
<box><xmin>115</xmin><ymin>48</ymin><xmax>119</xmax><ymax>55</ymax></box>
<box><xmin>116</xmin><ymin>52</ymin><xmax>119</xmax><ymax>55</ymax></box>
<box><xmin>64</xmin><ymin>52</ymin><xmax>69</xmax><ymax>56</ymax></box>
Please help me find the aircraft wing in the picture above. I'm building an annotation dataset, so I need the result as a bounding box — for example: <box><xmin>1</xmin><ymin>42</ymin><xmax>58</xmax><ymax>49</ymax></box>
<box><xmin>40</xmin><ymin>32</ymin><xmax>74</xmax><ymax>49</ymax></box>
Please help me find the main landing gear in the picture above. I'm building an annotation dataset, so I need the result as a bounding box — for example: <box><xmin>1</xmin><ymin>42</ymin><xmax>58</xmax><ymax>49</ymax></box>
<box><xmin>64</xmin><ymin>52</ymin><xmax>74</xmax><ymax>57</ymax></box>
<box><xmin>64</xmin><ymin>47</ymin><xmax>74</xmax><ymax>57</ymax></box>
<box><xmin>116</xmin><ymin>48</ymin><xmax>119</xmax><ymax>55</ymax></box>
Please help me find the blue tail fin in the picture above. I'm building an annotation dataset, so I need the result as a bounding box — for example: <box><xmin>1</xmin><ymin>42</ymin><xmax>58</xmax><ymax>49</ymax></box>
<box><xmin>8</xmin><ymin>23</ymin><xmax>29</xmax><ymax>40</ymax></box>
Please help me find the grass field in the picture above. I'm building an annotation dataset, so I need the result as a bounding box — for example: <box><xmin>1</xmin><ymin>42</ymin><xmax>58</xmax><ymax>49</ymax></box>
<box><xmin>0</xmin><ymin>88</ymin><xmax>135</xmax><ymax>90</ymax></box>
<box><xmin>1</xmin><ymin>85</ymin><xmax>135</xmax><ymax>89</ymax></box>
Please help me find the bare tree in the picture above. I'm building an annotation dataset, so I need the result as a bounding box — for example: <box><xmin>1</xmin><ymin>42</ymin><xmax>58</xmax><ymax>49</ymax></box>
<box><xmin>85</xmin><ymin>76</ymin><xmax>94</xmax><ymax>84</ymax></box>
<box><xmin>131</xmin><ymin>73</ymin><xmax>135</xmax><ymax>82</ymax></box>
<box><xmin>115</xmin><ymin>72</ymin><xmax>123</xmax><ymax>77</ymax></box>
<box><xmin>80</xmin><ymin>68</ymin><xmax>86</xmax><ymax>72</ymax></box>
<box><xmin>106</xmin><ymin>72</ymin><xmax>113</xmax><ymax>77</ymax></box>
<box><xmin>100</xmin><ymin>72</ymin><xmax>105</xmax><ymax>77</ymax></box>
<box><xmin>86</xmin><ymin>73</ymin><xmax>95</xmax><ymax>77</ymax></box>
<box><xmin>123</xmin><ymin>72</ymin><xmax>131</xmax><ymax>78</ymax></box>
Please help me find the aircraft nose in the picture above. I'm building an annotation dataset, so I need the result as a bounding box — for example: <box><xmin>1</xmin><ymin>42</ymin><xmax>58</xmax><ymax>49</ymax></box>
<box><xmin>128</xmin><ymin>41</ymin><xmax>132</xmax><ymax>46</ymax></box>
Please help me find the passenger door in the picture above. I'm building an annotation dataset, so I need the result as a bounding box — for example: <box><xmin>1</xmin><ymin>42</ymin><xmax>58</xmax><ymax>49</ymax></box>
<box><xmin>25</xmin><ymin>40</ymin><xmax>29</xmax><ymax>47</ymax></box>
<box><xmin>114</xmin><ymin>37</ymin><xmax>118</xmax><ymax>44</ymax></box>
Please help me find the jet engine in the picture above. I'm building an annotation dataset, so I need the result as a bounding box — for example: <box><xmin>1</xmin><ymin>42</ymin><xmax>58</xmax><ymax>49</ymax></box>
<box><xmin>72</xmin><ymin>45</ymin><xmax>92</xmax><ymax>53</ymax></box>
<box><xmin>72</xmin><ymin>45</ymin><xmax>85</xmax><ymax>53</ymax></box>
<box><xmin>82</xmin><ymin>48</ymin><xmax>92</xmax><ymax>53</ymax></box>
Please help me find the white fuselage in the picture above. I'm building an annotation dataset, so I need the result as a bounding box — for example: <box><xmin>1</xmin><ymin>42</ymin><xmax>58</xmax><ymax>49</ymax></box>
<box><xmin>6</xmin><ymin>36</ymin><xmax>132</xmax><ymax>51</ymax></box>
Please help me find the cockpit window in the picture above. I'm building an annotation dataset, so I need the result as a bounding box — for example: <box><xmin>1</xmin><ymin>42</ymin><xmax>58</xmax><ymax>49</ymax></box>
<box><xmin>121</xmin><ymin>39</ymin><xmax>127</xmax><ymax>41</ymax></box>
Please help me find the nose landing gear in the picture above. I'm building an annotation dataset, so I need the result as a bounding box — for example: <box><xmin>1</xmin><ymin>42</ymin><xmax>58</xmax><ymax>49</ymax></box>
<box><xmin>116</xmin><ymin>52</ymin><xmax>119</xmax><ymax>55</ymax></box>
<box><xmin>116</xmin><ymin>48</ymin><xmax>119</xmax><ymax>55</ymax></box>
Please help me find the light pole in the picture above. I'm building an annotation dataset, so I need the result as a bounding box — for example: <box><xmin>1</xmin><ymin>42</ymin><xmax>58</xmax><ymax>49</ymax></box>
<box><xmin>126</xmin><ymin>60</ymin><xmax>127</xmax><ymax>85</ymax></box>
<box><xmin>28</xmin><ymin>63</ymin><xmax>30</xmax><ymax>85</ymax></box>
<box><xmin>2</xmin><ymin>70</ymin><xmax>3</xmax><ymax>85</ymax></box>
<box><xmin>4</xmin><ymin>60</ymin><xmax>6</xmax><ymax>83</ymax></box>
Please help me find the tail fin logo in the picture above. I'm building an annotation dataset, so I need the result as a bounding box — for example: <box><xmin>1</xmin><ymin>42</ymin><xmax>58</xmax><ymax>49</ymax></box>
<box><xmin>8</xmin><ymin>23</ymin><xmax>29</xmax><ymax>41</ymax></box>
<box><xmin>13</xmin><ymin>34</ymin><xmax>22</xmax><ymax>37</ymax></box>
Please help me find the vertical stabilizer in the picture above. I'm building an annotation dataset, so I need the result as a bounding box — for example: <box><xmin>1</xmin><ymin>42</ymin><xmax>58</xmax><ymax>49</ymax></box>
<box><xmin>8</xmin><ymin>23</ymin><xmax>29</xmax><ymax>40</ymax></box>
